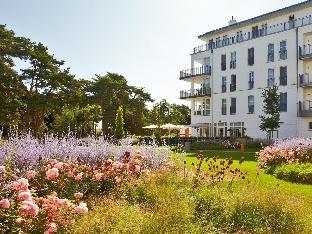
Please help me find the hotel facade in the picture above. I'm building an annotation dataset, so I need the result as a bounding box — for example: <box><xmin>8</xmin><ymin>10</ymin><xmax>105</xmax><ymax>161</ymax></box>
<box><xmin>179</xmin><ymin>0</ymin><xmax>312</xmax><ymax>139</ymax></box>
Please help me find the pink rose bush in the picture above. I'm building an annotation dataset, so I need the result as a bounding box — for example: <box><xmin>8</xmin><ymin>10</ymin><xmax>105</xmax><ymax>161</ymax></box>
<box><xmin>256</xmin><ymin>138</ymin><xmax>312</xmax><ymax>173</ymax></box>
<box><xmin>0</xmin><ymin>149</ymin><xmax>167</xmax><ymax>233</ymax></box>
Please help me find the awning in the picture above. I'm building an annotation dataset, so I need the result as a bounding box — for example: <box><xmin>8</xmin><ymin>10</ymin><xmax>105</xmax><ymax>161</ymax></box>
<box><xmin>189</xmin><ymin>123</ymin><xmax>210</xmax><ymax>128</ymax></box>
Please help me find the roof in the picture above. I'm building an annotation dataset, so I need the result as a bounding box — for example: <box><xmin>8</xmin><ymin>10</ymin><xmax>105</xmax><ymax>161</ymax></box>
<box><xmin>198</xmin><ymin>0</ymin><xmax>312</xmax><ymax>39</ymax></box>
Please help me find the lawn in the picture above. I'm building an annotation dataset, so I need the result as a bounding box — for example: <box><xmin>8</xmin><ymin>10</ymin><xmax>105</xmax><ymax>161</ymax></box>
<box><xmin>179</xmin><ymin>149</ymin><xmax>312</xmax><ymax>229</ymax></box>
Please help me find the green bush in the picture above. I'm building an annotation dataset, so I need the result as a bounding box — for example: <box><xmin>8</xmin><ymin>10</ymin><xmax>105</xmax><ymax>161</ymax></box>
<box><xmin>275</xmin><ymin>163</ymin><xmax>312</xmax><ymax>184</ymax></box>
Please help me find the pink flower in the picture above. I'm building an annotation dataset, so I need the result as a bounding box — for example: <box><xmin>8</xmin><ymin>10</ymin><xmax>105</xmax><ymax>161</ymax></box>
<box><xmin>74</xmin><ymin>192</ymin><xmax>83</xmax><ymax>199</ymax></box>
<box><xmin>16</xmin><ymin>218</ymin><xmax>23</xmax><ymax>224</ymax></box>
<box><xmin>94</xmin><ymin>173</ymin><xmax>103</xmax><ymax>181</ymax></box>
<box><xmin>44</xmin><ymin>222</ymin><xmax>58</xmax><ymax>234</ymax></box>
<box><xmin>11</xmin><ymin>178</ymin><xmax>29</xmax><ymax>191</ymax></box>
<box><xmin>0</xmin><ymin>199</ymin><xmax>10</xmax><ymax>209</ymax></box>
<box><xmin>20</xmin><ymin>200</ymin><xmax>39</xmax><ymax>217</ymax></box>
<box><xmin>0</xmin><ymin>166</ymin><xmax>6</xmax><ymax>174</ymax></box>
<box><xmin>135</xmin><ymin>165</ymin><xmax>141</xmax><ymax>173</ymax></box>
<box><xmin>18</xmin><ymin>191</ymin><xmax>32</xmax><ymax>201</ymax></box>
<box><xmin>115</xmin><ymin>176</ymin><xmax>122</xmax><ymax>184</ymax></box>
<box><xmin>26</xmin><ymin>170</ymin><xmax>37</xmax><ymax>180</ymax></box>
<box><xmin>112</xmin><ymin>161</ymin><xmax>122</xmax><ymax>170</ymax></box>
<box><xmin>74</xmin><ymin>172</ymin><xmax>83</xmax><ymax>181</ymax></box>
<box><xmin>54</xmin><ymin>162</ymin><xmax>64</xmax><ymax>169</ymax></box>
<box><xmin>75</xmin><ymin>202</ymin><xmax>88</xmax><ymax>215</ymax></box>
<box><xmin>46</xmin><ymin>168</ymin><xmax>59</xmax><ymax>181</ymax></box>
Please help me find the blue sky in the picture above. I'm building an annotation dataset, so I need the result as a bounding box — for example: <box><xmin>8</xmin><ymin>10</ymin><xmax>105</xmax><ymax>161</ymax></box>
<box><xmin>0</xmin><ymin>0</ymin><xmax>303</xmax><ymax>106</ymax></box>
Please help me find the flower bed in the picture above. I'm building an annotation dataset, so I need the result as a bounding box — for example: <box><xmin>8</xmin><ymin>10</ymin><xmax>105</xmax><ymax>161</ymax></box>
<box><xmin>0</xmin><ymin>134</ymin><xmax>171</xmax><ymax>233</ymax></box>
<box><xmin>256</xmin><ymin>138</ymin><xmax>312</xmax><ymax>174</ymax></box>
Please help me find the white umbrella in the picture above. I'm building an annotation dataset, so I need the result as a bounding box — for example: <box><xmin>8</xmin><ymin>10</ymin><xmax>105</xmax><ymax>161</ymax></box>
<box><xmin>160</xmin><ymin>123</ymin><xmax>182</xmax><ymax>129</ymax></box>
<box><xmin>142</xmin><ymin>124</ymin><xmax>158</xmax><ymax>129</ymax></box>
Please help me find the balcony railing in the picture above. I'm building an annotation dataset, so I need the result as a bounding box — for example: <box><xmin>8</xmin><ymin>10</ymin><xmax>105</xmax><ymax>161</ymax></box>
<box><xmin>248</xmin><ymin>105</ymin><xmax>255</xmax><ymax>114</ymax></box>
<box><xmin>299</xmin><ymin>44</ymin><xmax>312</xmax><ymax>59</ymax></box>
<box><xmin>192</xmin><ymin>15</ymin><xmax>312</xmax><ymax>55</ymax></box>
<box><xmin>180</xmin><ymin>65</ymin><xmax>211</xmax><ymax>79</ymax></box>
<box><xmin>279</xmin><ymin>77</ymin><xmax>287</xmax><ymax>86</ymax></box>
<box><xmin>180</xmin><ymin>87</ymin><xmax>211</xmax><ymax>99</ymax></box>
<box><xmin>299</xmin><ymin>73</ymin><xmax>312</xmax><ymax>87</ymax></box>
<box><xmin>298</xmin><ymin>100</ymin><xmax>312</xmax><ymax>117</ymax></box>
<box><xmin>279</xmin><ymin>50</ymin><xmax>287</xmax><ymax>60</ymax></box>
<box><xmin>230</xmin><ymin>84</ymin><xmax>236</xmax><ymax>92</ymax></box>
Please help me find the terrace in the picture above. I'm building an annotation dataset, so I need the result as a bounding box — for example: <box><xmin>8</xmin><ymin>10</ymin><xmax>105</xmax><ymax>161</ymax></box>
<box><xmin>299</xmin><ymin>73</ymin><xmax>312</xmax><ymax>87</ymax></box>
<box><xmin>179</xmin><ymin>65</ymin><xmax>211</xmax><ymax>80</ymax></box>
<box><xmin>298</xmin><ymin>100</ymin><xmax>312</xmax><ymax>117</ymax></box>
<box><xmin>180</xmin><ymin>87</ymin><xmax>211</xmax><ymax>99</ymax></box>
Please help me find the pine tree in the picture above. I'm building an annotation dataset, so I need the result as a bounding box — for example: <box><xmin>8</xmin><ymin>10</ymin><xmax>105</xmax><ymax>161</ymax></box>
<box><xmin>259</xmin><ymin>85</ymin><xmax>281</xmax><ymax>139</ymax></box>
<box><xmin>115</xmin><ymin>106</ymin><xmax>125</xmax><ymax>139</ymax></box>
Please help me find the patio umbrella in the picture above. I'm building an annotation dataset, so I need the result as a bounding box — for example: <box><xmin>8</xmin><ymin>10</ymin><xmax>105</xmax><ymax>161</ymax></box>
<box><xmin>142</xmin><ymin>124</ymin><xmax>158</xmax><ymax>129</ymax></box>
<box><xmin>160</xmin><ymin>123</ymin><xmax>183</xmax><ymax>135</ymax></box>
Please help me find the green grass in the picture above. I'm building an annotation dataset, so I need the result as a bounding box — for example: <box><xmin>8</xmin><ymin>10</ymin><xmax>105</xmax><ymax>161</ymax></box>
<box><xmin>176</xmin><ymin>149</ymin><xmax>312</xmax><ymax>229</ymax></box>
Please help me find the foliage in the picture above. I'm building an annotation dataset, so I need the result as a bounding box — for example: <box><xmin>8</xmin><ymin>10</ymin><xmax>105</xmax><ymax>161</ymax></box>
<box><xmin>53</xmin><ymin>105</ymin><xmax>102</xmax><ymax>137</ymax></box>
<box><xmin>259</xmin><ymin>85</ymin><xmax>281</xmax><ymax>139</ymax></box>
<box><xmin>274</xmin><ymin>163</ymin><xmax>312</xmax><ymax>185</ymax></box>
<box><xmin>115</xmin><ymin>106</ymin><xmax>125</xmax><ymax>139</ymax></box>
<box><xmin>89</xmin><ymin>73</ymin><xmax>153</xmax><ymax>135</ymax></box>
<box><xmin>150</xmin><ymin>99</ymin><xmax>191</xmax><ymax>127</ymax></box>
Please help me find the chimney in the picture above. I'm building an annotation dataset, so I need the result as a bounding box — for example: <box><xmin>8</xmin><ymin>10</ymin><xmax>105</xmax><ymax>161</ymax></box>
<box><xmin>228</xmin><ymin>16</ymin><xmax>237</xmax><ymax>26</ymax></box>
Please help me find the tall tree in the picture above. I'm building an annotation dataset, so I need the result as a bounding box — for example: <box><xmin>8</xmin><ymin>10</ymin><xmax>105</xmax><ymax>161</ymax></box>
<box><xmin>89</xmin><ymin>73</ymin><xmax>153</xmax><ymax>135</ymax></box>
<box><xmin>259</xmin><ymin>85</ymin><xmax>281</xmax><ymax>139</ymax></box>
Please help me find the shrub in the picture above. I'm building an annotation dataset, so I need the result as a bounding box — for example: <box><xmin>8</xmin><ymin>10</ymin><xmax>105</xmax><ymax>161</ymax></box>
<box><xmin>257</xmin><ymin>138</ymin><xmax>312</xmax><ymax>174</ymax></box>
<box><xmin>274</xmin><ymin>163</ymin><xmax>312</xmax><ymax>184</ymax></box>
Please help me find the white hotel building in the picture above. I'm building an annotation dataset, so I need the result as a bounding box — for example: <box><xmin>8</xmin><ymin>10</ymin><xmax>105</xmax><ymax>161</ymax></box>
<box><xmin>179</xmin><ymin>0</ymin><xmax>312</xmax><ymax>139</ymax></box>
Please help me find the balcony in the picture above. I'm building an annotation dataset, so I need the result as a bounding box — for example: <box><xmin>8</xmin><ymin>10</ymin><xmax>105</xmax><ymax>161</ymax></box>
<box><xmin>299</xmin><ymin>44</ymin><xmax>312</xmax><ymax>60</ymax></box>
<box><xmin>180</xmin><ymin>65</ymin><xmax>211</xmax><ymax>80</ymax></box>
<box><xmin>279</xmin><ymin>50</ymin><xmax>287</xmax><ymax>60</ymax></box>
<box><xmin>192</xmin><ymin>15</ymin><xmax>312</xmax><ymax>55</ymax></box>
<box><xmin>230</xmin><ymin>84</ymin><xmax>236</xmax><ymax>92</ymax></box>
<box><xmin>180</xmin><ymin>87</ymin><xmax>211</xmax><ymax>99</ymax></box>
<box><xmin>299</xmin><ymin>74</ymin><xmax>312</xmax><ymax>87</ymax></box>
<box><xmin>298</xmin><ymin>101</ymin><xmax>312</xmax><ymax>117</ymax></box>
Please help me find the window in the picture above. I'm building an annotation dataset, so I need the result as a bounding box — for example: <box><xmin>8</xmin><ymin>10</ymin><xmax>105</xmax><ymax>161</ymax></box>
<box><xmin>230</xmin><ymin>75</ymin><xmax>236</xmax><ymax>92</ymax></box>
<box><xmin>280</xmin><ymin>41</ymin><xmax>287</xmax><ymax>60</ymax></box>
<box><xmin>202</xmin><ymin>99</ymin><xmax>210</xmax><ymax>116</ymax></box>
<box><xmin>221</xmin><ymin>76</ymin><xmax>227</xmax><ymax>93</ymax></box>
<box><xmin>248</xmin><ymin>48</ymin><xmax>254</xmax><ymax>65</ymax></box>
<box><xmin>230</xmin><ymin>51</ymin><xmax>236</xmax><ymax>69</ymax></box>
<box><xmin>230</xmin><ymin>98</ymin><xmax>236</xmax><ymax>115</ymax></box>
<box><xmin>221</xmin><ymin>54</ymin><xmax>226</xmax><ymax>71</ymax></box>
<box><xmin>268</xmin><ymin>43</ymin><xmax>274</xmax><ymax>62</ymax></box>
<box><xmin>222</xmin><ymin>98</ymin><xmax>227</xmax><ymax>115</ymax></box>
<box><xmin>252</xmin><ymin>26</ymin><xmax>259</xmax><ymax>39</ymax></box>
<box><xmin>248</xmin><ymin>95</ymin><xmax>255</xmax><ymax>114</ymax></box>
<box><xmin>280</xmin><ymin>92</ymin><xmax>287</xmax><ymax>112</ymax></box>
<box><xmin>248</xmin><ymin>71</ymin><xmax>254</xmax><ymax>89</ymax></box>
<box><xmin>268</xmin><ymin>68</ymin><xmax>275</xmax><ymax>87</ymax></box>
<box><xmin>194</xmin><ymin>101</ymin><xmax>202</xmax><ymax>115</ymax></box>
<box><xmin>309</xmin><ymin>122</ymin><xmax>312</xmax><ymax>130</ymax></box>
<box><xmin>280</xmin><ymin>66</ymin><xmax>287</xmax><ymax>86</ymax></box>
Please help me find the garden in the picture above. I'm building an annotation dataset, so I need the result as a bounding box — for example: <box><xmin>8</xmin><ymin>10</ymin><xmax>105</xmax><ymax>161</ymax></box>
<box><xmin>0</xmin><ymin>133</ymin><xmax>311</xmax><ymax>233</ymax></box>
